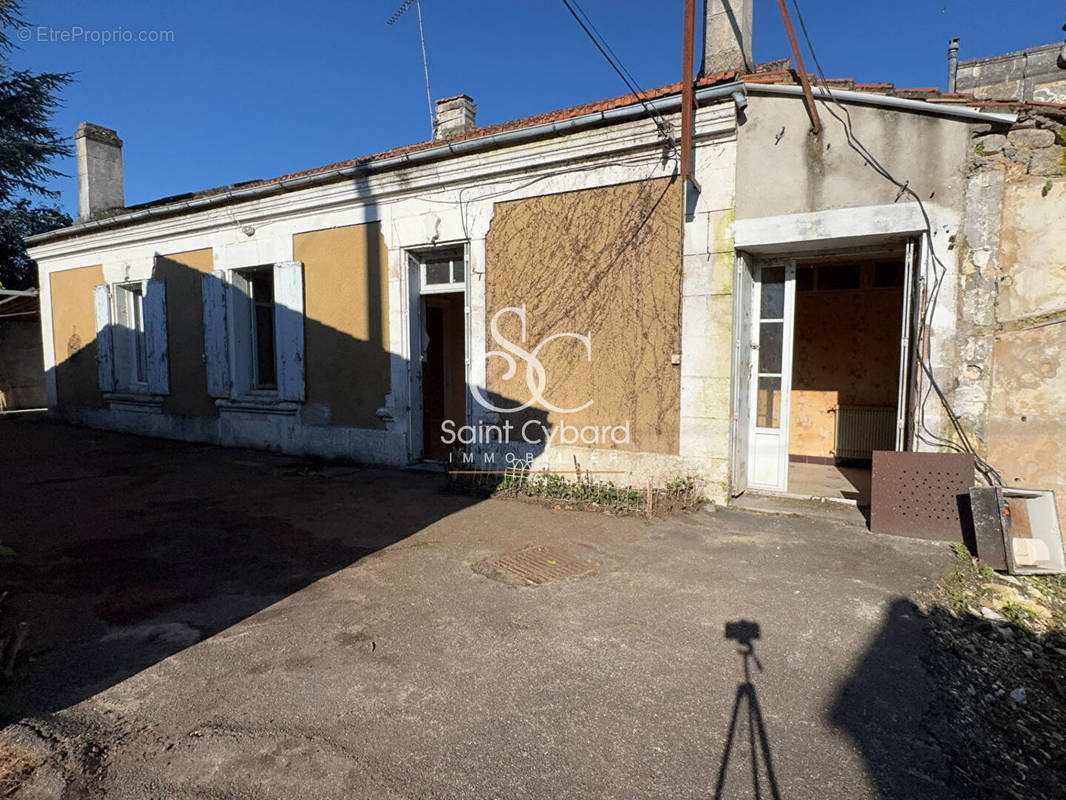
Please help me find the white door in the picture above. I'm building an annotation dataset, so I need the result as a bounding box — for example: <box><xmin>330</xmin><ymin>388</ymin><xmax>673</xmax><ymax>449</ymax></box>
<box><xmin>895</xmin><ymin>239</ymin><xmax>918</xmax><ymax>451</ymax></box>
<box><xmin>730</xmin><ymin>253</ymin><xmax>755</xmax><ymax>496</ymax></box>
<box><xmin>747</xmin><ymin>261</ymin><xmax>795</xmax><ymax>491</ymax></box>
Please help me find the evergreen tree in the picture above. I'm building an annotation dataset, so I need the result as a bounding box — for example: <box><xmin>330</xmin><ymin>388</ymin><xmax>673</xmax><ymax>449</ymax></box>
<box><xmin>0</xmin><ymin>0</ymin><xmax>72</xmax><ymax>288</ymax></box>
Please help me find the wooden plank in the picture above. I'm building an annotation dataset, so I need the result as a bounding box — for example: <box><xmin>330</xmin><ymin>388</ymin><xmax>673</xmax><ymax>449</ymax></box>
<box><xmin>143</xmin><ymin>278</ymin><xmax>170</xmax><ymax>394</ymax></box>
<box><xmin>202</xmin><ymin>270</ymin><xmax>230</xmax><ymax>398</ymax></box>
<box><xmin>273</xmin><ymin>261</ymin><xmax>305</xmax><ymax>402</ymax></box>
<box><xmin>93</xmin><ymin>284</ymin><xmax>115</xmax><ymax>392</ymax></box>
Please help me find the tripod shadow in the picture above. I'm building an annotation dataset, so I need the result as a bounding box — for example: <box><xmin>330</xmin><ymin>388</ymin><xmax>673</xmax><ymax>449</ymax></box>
<box><xmin>714</xmin><ymin>620</ymin><xmax>782</xmax><ymax>800</ymax></box>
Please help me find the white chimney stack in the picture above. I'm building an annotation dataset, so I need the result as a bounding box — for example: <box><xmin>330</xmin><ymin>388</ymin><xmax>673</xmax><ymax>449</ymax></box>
<box><xmin>74</xmin><ymin>122</ymin><xmax>124</xmax><ymax>220</ymax></box>
<box><xmin>434</xmin><ymin>95</ymin><xmax>477</xmax><ymax>140</ymax></box>
<box><xmin>702</xmin><ymin>0</ymin><xmax>753</xmax><ymax>76</ymax></box>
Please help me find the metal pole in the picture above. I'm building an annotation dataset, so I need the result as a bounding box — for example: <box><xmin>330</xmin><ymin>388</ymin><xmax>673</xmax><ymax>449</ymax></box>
<box><xmin>415</xmin><ymin>0</ymin><xmax>435</xmax><ymax>138</ymax></box>
<box><xmin>681</xmin><ymin>0</ymin><xmax>696</xmax><ymax>183</ymax></box>
<box><xmin>775</xmin><ymin>0</ymin><xmax>821</xmax><ymax>135</ymax></box>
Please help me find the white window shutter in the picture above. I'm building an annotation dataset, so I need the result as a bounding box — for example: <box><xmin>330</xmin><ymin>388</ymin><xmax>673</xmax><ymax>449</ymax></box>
<box><xmin>273</xmin><ymin>261</ymin><xmax>305</xmax><ymax>402</ymax></box>
<box><xmin>93</xmin><ymin>284</ymin><xmax>115</xmax><ymax>392</ymax></box>
<box><xmin>202</xmin><ymin>270</ymin><xmax>231</xmax><ymax>398</ymax></box>
<box><xmin>143</xmin><ymin>279</ymin><xmax>170</xmax><ymax>394</ymax></box>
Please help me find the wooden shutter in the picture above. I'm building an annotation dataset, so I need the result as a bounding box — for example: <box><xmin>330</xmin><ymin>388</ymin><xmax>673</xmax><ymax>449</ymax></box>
<box><xmin>273</xmin><ymin>261</ymin><xmax>305</xmax><ymax>402</ymax></box>
<box><xmin>202</xmin><ymin>270</ymin><xmax>231</xmax><ymax>398</ymax></box>
<box><xmin>143</xmin><ymin>279</ymin><xmax>170</xmax><ymax>394</ymax></box>
<box><xmin>93</xmin><ymin>284</ymin><xmax>115</xmax><ymax>392</ymax></box>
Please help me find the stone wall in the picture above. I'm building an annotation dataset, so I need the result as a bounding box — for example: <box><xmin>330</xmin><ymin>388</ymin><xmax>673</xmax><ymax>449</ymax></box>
<box><xmin>963</xmin><ymin>112</ymin><xmax>1066</xmax><ymax>523</ymax></box>
<box><xmin>955</xmin><ymin>41</ymin><xmax>1066</xmax><ymax>103</ymax></box>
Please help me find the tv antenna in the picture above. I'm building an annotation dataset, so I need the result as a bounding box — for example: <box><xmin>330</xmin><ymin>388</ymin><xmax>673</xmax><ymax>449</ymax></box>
<box><xmin>387</xmin><ymin>0</ymin><xmax>435</xmax><ymax>138</ymax></box>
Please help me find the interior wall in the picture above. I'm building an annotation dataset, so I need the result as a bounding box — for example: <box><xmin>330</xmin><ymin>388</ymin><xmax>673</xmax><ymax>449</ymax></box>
<box><xmin>293</xmin><ymin>222</ymin><xmax>390</xmax><ymax>429</ymax></box>
<box><xmin>49</xmin><ymin>265</ymin><xmax>105</xmax><ymax>410</ymax></box>
<box><xmin>790</xmin><ymin>265</ymin><xmax>903</xmax><ymax>458</ymax></box>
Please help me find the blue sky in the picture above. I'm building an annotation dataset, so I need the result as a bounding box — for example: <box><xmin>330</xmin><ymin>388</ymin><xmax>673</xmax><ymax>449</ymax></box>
<box><xmin>9</xmin><ymin>0</ymin><xmax>1065</xmax><ymax>216</ymax></box>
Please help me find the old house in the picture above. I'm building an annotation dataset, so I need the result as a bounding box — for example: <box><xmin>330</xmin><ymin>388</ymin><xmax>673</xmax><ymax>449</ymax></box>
<box><xmin>25</xmin><ymin>4</ymin><xmax>1066</xmax><ymax>519</ymax></box>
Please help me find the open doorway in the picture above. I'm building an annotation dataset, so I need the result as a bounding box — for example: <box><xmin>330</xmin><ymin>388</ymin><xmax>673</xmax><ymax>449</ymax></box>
<box><xmin>407</xmin><ymin>244</ymin><xmax>468</xmax><ymax>463</ymax></box>
<box><xmin>788</xmin><ymin>253</ymin><xmax>907</xmax><ymax>503</ymax></box>
<box><xmin>742</xmin><ymin>242</ymin><xmax>917</xmax><ymax>505</ymax></box>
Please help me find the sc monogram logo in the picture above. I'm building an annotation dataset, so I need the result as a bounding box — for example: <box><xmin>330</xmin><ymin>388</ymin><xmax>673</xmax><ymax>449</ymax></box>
<box><xmin>469</xmin><ymin>305</ymin><xmax>593</xmax><ymax>414</ymax></box>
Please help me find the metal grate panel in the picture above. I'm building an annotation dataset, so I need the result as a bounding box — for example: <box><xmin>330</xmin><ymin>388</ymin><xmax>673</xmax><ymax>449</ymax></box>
<box><xmin>870</xmin><ymin>451</ymin><xmax>974</xmax><ymax>540</ymax></box>
<box><xmin>834</xmin><ymin>406</ymin><xmax>896</xmax><ymax>460</ymax></box>
<box><xmin>476</xmin><ymin>545</ymin><xmax>595</xmax><ymax>586</ymax></box>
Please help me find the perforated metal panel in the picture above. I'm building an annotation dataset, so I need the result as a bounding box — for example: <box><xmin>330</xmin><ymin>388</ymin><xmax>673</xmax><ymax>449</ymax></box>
<box><xmin>870</xmin><ymin>451</ymin><xmax>975</xmax><ymax>540</ymax></box>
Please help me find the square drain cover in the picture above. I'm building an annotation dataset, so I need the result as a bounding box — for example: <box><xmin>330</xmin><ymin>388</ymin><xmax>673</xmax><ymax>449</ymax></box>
<box><xmin>476</xmin><ymin>545</ymin><xmax>595</xmax><ymax>586</ymax></box>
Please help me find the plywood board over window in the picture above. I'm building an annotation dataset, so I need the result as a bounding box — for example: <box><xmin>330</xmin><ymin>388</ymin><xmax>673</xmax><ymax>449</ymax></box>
<box><xmin>485</xmin><ymin>177</ymin><xmax>683</xmax><ymax>455</ymax></box>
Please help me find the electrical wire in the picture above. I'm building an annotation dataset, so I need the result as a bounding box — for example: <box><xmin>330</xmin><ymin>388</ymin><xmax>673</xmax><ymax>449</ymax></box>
<box><xmin>559</xmin><ymin>0</ymin><xmax>679</xmax><ymax>156</ymax></box>
<box><xmin>788</xmin><ymin>0</ymin><xmax>1003</xmax><ymax>486</ymax></box>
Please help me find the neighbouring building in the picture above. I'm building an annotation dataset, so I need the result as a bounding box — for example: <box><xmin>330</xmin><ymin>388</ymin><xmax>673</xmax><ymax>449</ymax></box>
<box><xmin>952</xmin><ymin>33</ymin><xmax>1066</xmax><ymax>102</ymax></box>
<box><xmin>0</xmin><ymin>290</ymin><xmax>47</xmax><ymax>411</ymax></box>
<box><xmin>25</xmin><ymin>11</ymin><xmax>1066</xmax><ymax>522</ymax></box>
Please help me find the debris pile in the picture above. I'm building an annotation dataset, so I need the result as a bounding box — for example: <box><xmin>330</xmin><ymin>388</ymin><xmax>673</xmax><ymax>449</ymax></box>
<box><xmin>916</xmin><ymin>545</ymin><xmax>1066</xmax><ymax>800</ymax></box>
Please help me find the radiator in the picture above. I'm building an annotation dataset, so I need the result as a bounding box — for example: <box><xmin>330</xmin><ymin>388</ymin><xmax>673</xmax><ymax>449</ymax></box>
<box><xmin>834</xmin><ymin>406</ymin><xmax>897</xmax><ymax>460</ymax></box>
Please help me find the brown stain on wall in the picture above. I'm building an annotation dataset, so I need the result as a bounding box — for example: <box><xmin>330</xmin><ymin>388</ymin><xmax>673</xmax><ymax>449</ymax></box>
<box><xmin>293</xmin><ymin>222</ymin><xmax>390</xmax><ymax>429</ymax></box>
<box><xmin>789</xmin><ymin>283</ymin><xmax>903</xmax><ymax>458</ymax></box>
<box><xmin>49</xmin><ymin>265</ymin><xmax>106</xmax><ymax>410</ymax></box>
<box><xmin>485</xmin><ymin>177</ymin><xmax>682</xmax><ymax>455</ymax></box>
<box><xmin>154</xmin><ymin>249</ymin><xmax>217</xmax><ymax>418</ymax></box>
<box><xmin>988</xmin><ymin>174</ymin><xmax>1066</xmax><ymax>526</ymax></box>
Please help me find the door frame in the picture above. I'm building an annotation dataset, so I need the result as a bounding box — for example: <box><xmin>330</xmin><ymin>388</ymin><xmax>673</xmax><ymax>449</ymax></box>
<box><xmin>746</xmin><ymin>258</ymin><xmax>796</xmax><ymax>492</ymax></box>
<box><xmin>405</xmin><ymin>242</ymin><xmax>470</xmax><ymax>462</ymax></box>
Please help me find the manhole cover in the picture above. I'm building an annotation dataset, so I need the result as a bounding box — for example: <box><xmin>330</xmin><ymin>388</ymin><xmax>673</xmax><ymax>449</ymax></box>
<box><xmin>475</xmin><ymin>545</ymin><xmax>595</xmax><ymax>586</ymax></box>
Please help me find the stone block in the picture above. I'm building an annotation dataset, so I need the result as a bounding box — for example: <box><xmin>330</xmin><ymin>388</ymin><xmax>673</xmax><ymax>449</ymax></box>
<box><xmin>1029</xmin><ymin>146</ymin><xmax>1066</xmax><ymax>177</ymax></box>
<box><xmin>976</xmin><ymin>134</ymin><xmax>1006</xmax><ymax>155</ymax></box>
<box><xmin>1008</xmin><ymin>128</ymin><xmax>1056</xmax><ymax>149</ymax></box>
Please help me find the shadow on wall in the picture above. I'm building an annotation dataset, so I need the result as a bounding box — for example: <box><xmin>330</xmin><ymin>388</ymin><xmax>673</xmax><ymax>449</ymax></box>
<box><xmin>8</xmin><ymin>241</ymin><xmax>549</xmax><ymax>722</ymax></box>
<box><xmin>829</xmin><ymin>597</ymin><xmax>1066</xmax><ymax>799</ymax></box>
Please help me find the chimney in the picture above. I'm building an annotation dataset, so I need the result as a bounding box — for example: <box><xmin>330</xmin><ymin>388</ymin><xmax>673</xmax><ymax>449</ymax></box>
<box><xmin>434</xmin><ymin>95</ymin><xmax>476</xmax><ymax>140</ymax></box>
<box><xmin>947</xmin><ymin>38</ymin><xmax>960</xmax><ymax>92</ymax></box>
<box><xmin>702</xmin><ymin>0</ymin><xmax>753</xmax><ymax>76</ymax></box>
<box><xmin>74</xmin><ymin>122</ymin><xmax>124</xmax><ymax>220</ymax></box>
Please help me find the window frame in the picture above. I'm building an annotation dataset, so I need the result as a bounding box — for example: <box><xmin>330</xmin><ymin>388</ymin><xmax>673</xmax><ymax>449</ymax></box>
<box><xmin>112</xmin><ymin>280</ymin><xmax>149</xmax><ymax>392</ymax></box>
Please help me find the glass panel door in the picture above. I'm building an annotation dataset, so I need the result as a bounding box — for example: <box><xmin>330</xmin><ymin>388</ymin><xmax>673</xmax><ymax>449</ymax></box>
<box><xmin>748</xmin><ymin>261</ymin><xmax>795</xmax><ymax>491</ymax></box>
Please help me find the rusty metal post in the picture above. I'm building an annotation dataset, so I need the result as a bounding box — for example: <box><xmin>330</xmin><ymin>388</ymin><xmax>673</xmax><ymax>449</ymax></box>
<box><xmin>681</xmin><ymin>0</ymin><xmax>696</xmax><ymax>183</ymax></box>
<box><xmin>775</xmin><ymin>0</ymin><xmax>822</xmax><ymax>135</ymax></box>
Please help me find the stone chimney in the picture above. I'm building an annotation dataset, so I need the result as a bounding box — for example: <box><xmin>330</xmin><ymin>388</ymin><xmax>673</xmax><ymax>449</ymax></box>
<box><xmin>74</xmin><ymin>122</ymin><xmax>124</xmax><ymax>220</ymax></box>
<box><xmin>701</xmin><ymin>0</ymin><xmax>753</xmax><ymax>76</ymax></box>
<box><xmin>434</xmin><ymin>95</ymin><xmax>477</xmax><ymax>140</ymax></box>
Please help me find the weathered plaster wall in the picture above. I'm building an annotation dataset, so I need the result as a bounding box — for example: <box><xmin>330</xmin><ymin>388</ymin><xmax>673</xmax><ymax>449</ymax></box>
<box><xmin>49</xmin><ymin>265</ymin><xmax>105</xmax><ymax>410</ymax></box>
<box><xmin>293</xmin><ymin>222</ymin><xmax>390</xmax><ymax>429</ymax></box>
<box><xmin>0</xmin><ymin>315</ymin><xmax>46</xmax><ymax>410</ymax></box>
<box><xmin>154</xmin><ymin>248</ymin><xmax>217</xmax><ymax>418</ymax></box>
<box><xmin>485</xmin><ymin>177</ymin><xmax>683</xmax><ymax>456</ymax></box>
<box><xmin>736</xmin><ymin>95</ymin><xmax>972</xmax><ymax>220</ymax></box>
<box><xmin>956</xmin><ymin>43</ymin><xmax>1066</xmax><ymax>104</ymax></box>
<box><xmin>970</xmin><ymin>121</ymin><xmax>1066</xmax><ymax>523</ymax></box>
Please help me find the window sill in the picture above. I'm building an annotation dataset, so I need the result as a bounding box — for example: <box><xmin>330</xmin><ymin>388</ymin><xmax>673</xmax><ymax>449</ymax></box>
<box><xmin>216</xmin><ymin>396</ymin><xmax>299</xmax><ymax>415</ymax></box>
<box><xmin>105</xmin><ymin>392</ymin><xmax>165</xmax><ymax>414</ymax></box>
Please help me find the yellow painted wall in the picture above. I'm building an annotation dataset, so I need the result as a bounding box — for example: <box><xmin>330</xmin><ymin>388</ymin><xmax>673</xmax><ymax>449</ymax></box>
<box><xmin>485</xmin><ymin>177</ymin><xmax>682</xmax><ymax>455</ymax></box>
<box><xmin>154</xmin><ymin>248</ymin><xmax>217</xmax><ymax>418</ymax></box>
<box><xmin>293</xmin><ymin>222</ymin><xmax>390</xmax><ymax>429</ymax></box>
<box><xmin>49</xmin><ymin>265</ymin><xmax>105</xmax><ymax>410</ymax></box>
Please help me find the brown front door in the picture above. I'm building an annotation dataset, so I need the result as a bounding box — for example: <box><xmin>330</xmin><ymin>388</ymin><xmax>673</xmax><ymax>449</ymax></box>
<box><xmin>421</xmin><ymin>292</ymin><xmax>465</xmax><ymax>460</ymax></box>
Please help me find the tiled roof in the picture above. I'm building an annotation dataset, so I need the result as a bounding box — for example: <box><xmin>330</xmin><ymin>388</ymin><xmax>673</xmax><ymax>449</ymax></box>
<box><xmin>65</xmin><ymin>66</ymin><xmax>1066</xmax><ymax>222</ymax></box>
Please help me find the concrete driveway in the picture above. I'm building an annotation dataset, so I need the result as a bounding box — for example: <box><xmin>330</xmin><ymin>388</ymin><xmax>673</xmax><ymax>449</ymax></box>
<box><xmin>0</xmin><ymin>416</ymin><xmax>959</xmax><ymax>799</ymax></box>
